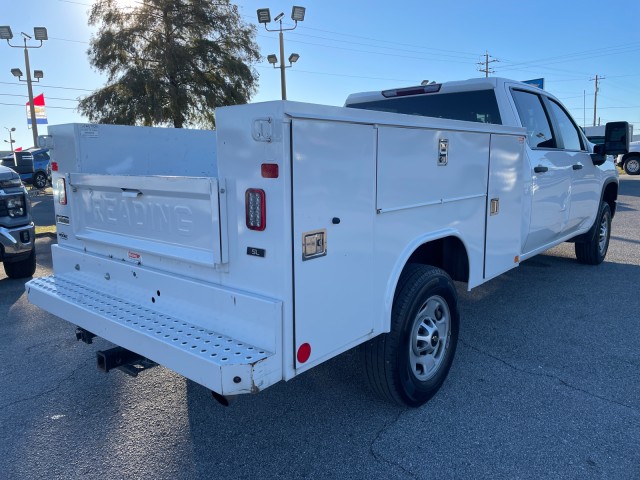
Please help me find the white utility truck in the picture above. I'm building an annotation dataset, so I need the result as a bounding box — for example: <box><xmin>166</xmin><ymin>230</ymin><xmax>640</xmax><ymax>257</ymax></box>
<box><xmin>27</xmin><ymin>78</ymin><xmax>628</xmax><ymax>407</ymax></box>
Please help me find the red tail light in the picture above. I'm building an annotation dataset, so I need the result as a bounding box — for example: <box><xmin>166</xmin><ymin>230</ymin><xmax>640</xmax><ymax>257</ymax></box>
<box><xmin>55</xmin><ymin>178</ymin><xmax>67</xmax><ymax>205</ymax></box>
<box><xmin>245</xmin><ymin>188</ymin><xmax>266</xmax><ymax>231</ymax></box>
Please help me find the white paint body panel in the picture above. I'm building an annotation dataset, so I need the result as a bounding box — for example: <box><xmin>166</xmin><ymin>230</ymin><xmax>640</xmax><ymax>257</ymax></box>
<box><xmin>27</xmin><ymin>81</ymin><xmax>614</xmax><ymax>397</ymax></box>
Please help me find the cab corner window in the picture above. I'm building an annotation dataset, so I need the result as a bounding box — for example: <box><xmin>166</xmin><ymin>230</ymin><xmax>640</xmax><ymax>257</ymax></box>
<box><xmin>512</xmin><ymin>90</ymin><xmax>556</xmax><ymax>149</ymax></box>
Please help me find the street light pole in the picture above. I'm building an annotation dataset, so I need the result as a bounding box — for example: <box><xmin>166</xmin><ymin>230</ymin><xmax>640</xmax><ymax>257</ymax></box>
<box><xmin>0</xmin><ymin>26</ymin><xmax>48</xmax><ymax>148</ymax></box>
<box><xmin>279</xmin><ymin>29</ymin><xmax>286</xmax><ymax>100</ymax></box>
<box><xmin>4</xmin><ymin>127</ymin><xmax>16</xmax><ymax>153</ymax></box>
<box><xmin>23</xmin><ymin>36</ymin><xmax>39</xmax><ymax>146</ymax></box>
<box><xmin>257</xmin><ymin>7</ymin><xmax>305</xmax><ymax>100</ymax></box>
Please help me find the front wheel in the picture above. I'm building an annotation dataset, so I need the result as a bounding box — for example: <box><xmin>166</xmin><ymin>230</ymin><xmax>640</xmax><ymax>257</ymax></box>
<box><xmin>360</xmin><ymin>265</ymin><xmax>459</xmax><ymax>407</ymax></box>
<box><xmin>3</xmin><ymin>248</ymin><xmax>36</xmax><ymax>279</ymax></box>
<box><xmin>623</xmin><ymin>156</ymin><xmax>640</xmax><ymax>175</ymax></box>
<box><xmin>575</xmin><ymin>202</ymin><xmax>611</xmax><ymax>265</ymax></box>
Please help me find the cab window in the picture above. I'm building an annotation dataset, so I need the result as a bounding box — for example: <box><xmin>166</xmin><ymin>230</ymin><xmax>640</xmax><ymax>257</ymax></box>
<box><xmin>511</xmin><ymin>90</ymin><xmax>556</xmax><ymax>149</ymax></box>
<box><xmin>547</xmin><ymin>100</ymin><xmax>585</xmax><ymax>151</ymax></box>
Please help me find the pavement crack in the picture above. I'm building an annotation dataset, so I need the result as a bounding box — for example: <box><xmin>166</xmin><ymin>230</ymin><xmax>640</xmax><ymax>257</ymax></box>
<box><xmin>369</xmin><ymin>408</ymin><xmax>418</xmax><ymax>480</ymax></box>
<box><xmin>460</xmin><ymin>339</ymin><xmax>640</xmax><ymax>415</ymax></box>
<box><xmin>0</xmin><ymin>359</ymin><xmax>91</xmax><ymax>410</ymax></box>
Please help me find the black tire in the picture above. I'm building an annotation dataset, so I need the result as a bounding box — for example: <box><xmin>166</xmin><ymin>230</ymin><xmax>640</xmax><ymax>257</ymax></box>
<box><xmin>575</xmin><ymin>202</ymin><xmax>611</xmax><ymax>265</ymax></box>
<box><xmin>623</xmin><ymin>155</ymin><xmax>640</xmax><ymax>175</ymax></box>
<box><xmin>360</xmin><ymin>264</ymin><xmax>459</xmax><ymax>407</ymax></box>
<box><xmin>33</xmin><ymin>171</ymin><xmax>48</xmax><ymax>189</ymax></box>
<box><xmin>3</xmin><ymin>248</ymin><xmax>36</xmax><ymax>279</ymax></box>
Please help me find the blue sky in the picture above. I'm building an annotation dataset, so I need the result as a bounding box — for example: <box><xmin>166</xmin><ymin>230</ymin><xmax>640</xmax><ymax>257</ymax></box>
<box><xmin>2</xmin><ymin>0</ymin><xmax>639</xmax><ymax>150</ymax></box>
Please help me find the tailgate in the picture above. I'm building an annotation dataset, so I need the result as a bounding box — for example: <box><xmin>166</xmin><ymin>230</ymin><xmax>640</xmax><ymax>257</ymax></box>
<box><xmin>64</xmin><ymin>173</ymin><xmax>226</xmax><ymax>267</ymax></box>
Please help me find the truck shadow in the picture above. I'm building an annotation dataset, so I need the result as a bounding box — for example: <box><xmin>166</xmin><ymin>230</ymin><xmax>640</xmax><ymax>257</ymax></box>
<box><xmin>176</xmin><ymin>247</ymin><xmax>640</xmax><ymax>477</ymax></box>
<box><xmin>619</xmin><ymin>176</ymin><xmax>640</xmax><ymax>197</ymax></box>
<box><xmin>183</xmin><ymin>347</ymin><xmax>404</xmax><ymax>477</ymax></box>
<box><xmin>0</xmin><ymin>277</ymin><xmax>28</xmax><ymax>307</ymax></box>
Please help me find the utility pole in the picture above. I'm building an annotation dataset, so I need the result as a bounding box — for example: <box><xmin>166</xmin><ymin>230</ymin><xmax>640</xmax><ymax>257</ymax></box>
<box><xmin>477</xmin><ymin>51</ymin><xmax>498</xmax><ymax>77</ymax></box>
<box><xmin>590</xmin><ymin>75</ymin><xmax>605</xmax><ymax>127</ymax></box>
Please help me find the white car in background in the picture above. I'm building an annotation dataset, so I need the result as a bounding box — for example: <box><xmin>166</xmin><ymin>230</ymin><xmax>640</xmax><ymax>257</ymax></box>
<box><xmin>617</xmin><ymin>141</ymin><xmax>640</xmax><ymax>175</ymax></box>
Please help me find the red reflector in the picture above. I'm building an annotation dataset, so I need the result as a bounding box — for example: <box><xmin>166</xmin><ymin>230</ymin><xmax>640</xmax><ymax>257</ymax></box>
<box><xmin>297</xmin><ymin>343</ymin><xmax>311</xmax><ymax>363</ymax></box>
<box><xmin>51</xmin><ymin>162</ymin><xmax>59</xmax><ymax>172</ymax></box>
<box><xmin>261</xmin><ymin>163</ymin><xmax>279</xmax><ymax>178</ymax></box>
<box><xmin>245</xmin><ymin>188</ymin><xmax>266</xmax><ymax>231</ymax></box>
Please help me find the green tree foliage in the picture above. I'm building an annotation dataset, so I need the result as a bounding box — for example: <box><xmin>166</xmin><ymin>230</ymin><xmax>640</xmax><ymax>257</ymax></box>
<box><xmin>78</xmin><ymin>0</ymin><xmax>260</xmax><ymax>128</ymax></box>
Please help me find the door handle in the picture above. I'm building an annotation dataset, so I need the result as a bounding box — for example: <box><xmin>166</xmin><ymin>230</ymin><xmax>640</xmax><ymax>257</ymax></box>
<box><xmin>572</xmin><ymin>164</ymin><xmax>583</xmax><ymax>170</ymax></box>
<box><xmin>121</xmin><ymin>188</ymin><xmax>142</xmax><ymax>198</ymax></box>
<box><xmin>534</xmin><ymin>166</ymin><xmax>548</xmax><ymax>173</ymax></box>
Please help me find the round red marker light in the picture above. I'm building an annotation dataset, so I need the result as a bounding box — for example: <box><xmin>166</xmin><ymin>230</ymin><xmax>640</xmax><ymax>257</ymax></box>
<box><xmin>297</xmin><ymin>343</ymin><xmax>311</xmax><ymax>363</ymax></box>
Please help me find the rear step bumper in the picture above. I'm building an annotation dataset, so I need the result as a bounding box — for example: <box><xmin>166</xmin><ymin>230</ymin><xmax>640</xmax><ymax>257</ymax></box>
<box><xmin>26</xmin><ymin>275</ymin><xmax>280</xmax><ymax>395</ymax></box>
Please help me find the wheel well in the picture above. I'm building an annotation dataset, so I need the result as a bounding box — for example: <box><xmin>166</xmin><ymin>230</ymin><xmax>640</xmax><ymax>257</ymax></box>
<box><xmin>603</xmin><ymin>181</ymin><xmax>618</xmax><ymax>218</ymax></box>
<box><xmin>405</xmin><ymin>236</ymin><xmax>469</xmax><ymax>283</ymax></box>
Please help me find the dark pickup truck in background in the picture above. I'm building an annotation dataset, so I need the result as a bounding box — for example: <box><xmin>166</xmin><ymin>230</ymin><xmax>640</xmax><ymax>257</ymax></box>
<box><xmin>0</xmin><ymin>165</ymin><xmax>36</xmax><ymax>278</ymax></box>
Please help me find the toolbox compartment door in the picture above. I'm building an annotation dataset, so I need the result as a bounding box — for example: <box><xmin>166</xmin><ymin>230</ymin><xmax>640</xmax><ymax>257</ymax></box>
<box><xmin>291</xmin><ymin>119</ymin><xmax>377</xmax><ymax>370</ymax></box>
<box><xmin>483</xmin><ymin>134</ymin><xmax>523</xmax><ymax>280</ymax></box>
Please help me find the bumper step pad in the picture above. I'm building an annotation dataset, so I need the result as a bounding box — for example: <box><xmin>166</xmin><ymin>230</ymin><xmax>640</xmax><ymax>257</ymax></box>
<box><xmin>27</xmin><ymin>275</ymin><xmax>274</xmax><ymax>394</ymax></box>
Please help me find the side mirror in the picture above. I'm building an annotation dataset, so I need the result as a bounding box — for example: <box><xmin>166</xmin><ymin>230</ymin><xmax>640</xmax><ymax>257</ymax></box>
<box><xmin>602</xmin><ymin>121</ymin><xmax>629</xmax><ymax>156</ymax></box>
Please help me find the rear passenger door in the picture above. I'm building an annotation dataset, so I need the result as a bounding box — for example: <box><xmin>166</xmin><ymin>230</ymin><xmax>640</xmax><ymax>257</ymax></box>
<box><xmin>511</xmin><ymin>89</ymin><xmax>573</xmax><ymax>254</ymax></box>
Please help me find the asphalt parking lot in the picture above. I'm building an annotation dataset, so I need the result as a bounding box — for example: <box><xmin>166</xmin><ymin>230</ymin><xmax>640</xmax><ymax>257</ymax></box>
<box><xmin>1</xmin><ymin>179</ymin><xmax>639</xmax><ymax>479</ymax></box>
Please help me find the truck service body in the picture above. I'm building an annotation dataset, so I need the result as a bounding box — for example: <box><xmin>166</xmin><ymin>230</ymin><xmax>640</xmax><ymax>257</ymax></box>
<box><xmin>26</xmin><ymin>78</ymin><xmax>627</xmax><ymax>406</ymax></box>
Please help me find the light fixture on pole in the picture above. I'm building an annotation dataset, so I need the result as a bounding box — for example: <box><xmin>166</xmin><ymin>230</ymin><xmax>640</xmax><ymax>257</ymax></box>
<box><xmin>257</xmin><ymin>6</ymin><xmax>306</xmax><ymax>100</ymax></box>
<box><xmin>4</xmin><ymin>127</ymin><xmax>16</xmax><ymax>153</ymax></box>
<box><xmin>0</xmin><ymin>25</ymin><xmax>48</xmax><ymax>148</ymax></box>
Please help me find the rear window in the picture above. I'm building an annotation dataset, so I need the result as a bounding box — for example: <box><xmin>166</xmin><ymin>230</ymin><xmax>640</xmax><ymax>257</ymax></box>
<box><xmin>33</xmin><ymin>152</ymin><xmax>50</xmax><ymax>162</ymax></box>
<box><xmin>347</xmin><ymin>89</ymin><xmax>502</xmax><ymax>124</ymax></box>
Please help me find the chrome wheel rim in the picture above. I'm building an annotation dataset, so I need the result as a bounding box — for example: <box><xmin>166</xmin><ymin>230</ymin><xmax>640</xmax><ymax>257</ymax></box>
<box><xmin>34</xmin><ymin>173</ymin><xmax>46</xmax><ymax>189</ymax></box>
<box><xmin>627</xmin><ymin>159</ymin><xmax>640</xmax><ymax>174</ymax></box>
<box><xmin>408</xmin><ymin>295</ymin><xmax>450</xmax><ymax>381</ymax></box>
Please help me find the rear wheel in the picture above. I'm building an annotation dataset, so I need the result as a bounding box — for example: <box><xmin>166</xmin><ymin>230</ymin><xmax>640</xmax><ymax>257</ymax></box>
<box><xmin>360</xmin><ymin>265</ymin><xmax>459</xmax><ymax>407</ymax></box>
<box><xmin>33</xmin><ymin>171</ymin><xmax>48</xmax><ymax>189</ymax></box>
<box><xmin>623</xmin><ymin>156</ymin><xmax>640</xmax><ymax>175</ymax></box>
<box><xmin>3</xmin><ymin>248</ymin><xmax>36</xmax><ymax>279</ymax></box>
<box><xmin>575</xmin><ymin>202</ymin><xmax>611</xmax><ymax>265</ymax></box>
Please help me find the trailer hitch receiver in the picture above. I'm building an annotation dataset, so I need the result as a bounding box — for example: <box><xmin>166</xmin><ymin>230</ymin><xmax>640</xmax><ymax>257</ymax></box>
<box><xmin>96</xmin><ymin>346</ymin><xmax>157</xmax><ymax>377</ymax></box>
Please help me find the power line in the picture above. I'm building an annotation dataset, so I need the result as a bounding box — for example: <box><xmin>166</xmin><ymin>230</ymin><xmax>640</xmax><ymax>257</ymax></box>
<box><xmin>0</xmin><ymin>93</ymin><xmax>79</xmax><ymax>102</ymax></box>
<box><xmin>259</xmin><ymin>35</ymin><xmax>473</xmax><ymax>65</ymax></box>
<box><xmin>0</xmin><ymin>81</ymin><xmax>94</xmax><ymax>92</ymax></box>
<box><xmin>0</xmin><ymin>102</ymin><xmax>77</xmax><ymax>110</ymax></box>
